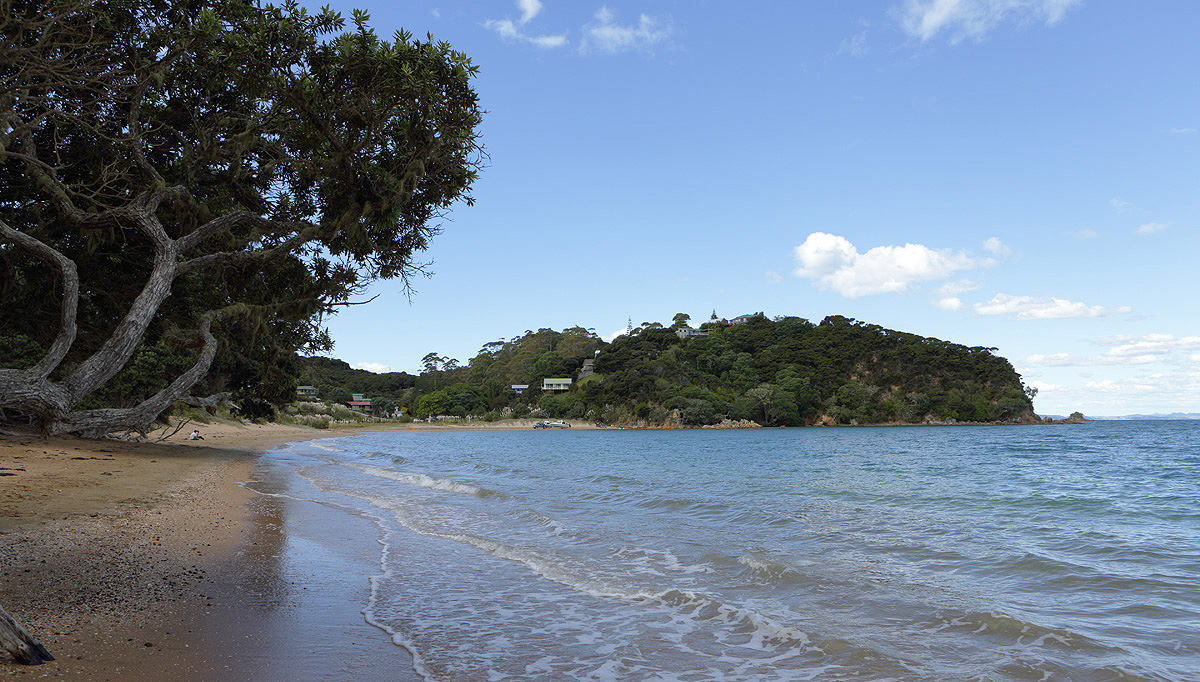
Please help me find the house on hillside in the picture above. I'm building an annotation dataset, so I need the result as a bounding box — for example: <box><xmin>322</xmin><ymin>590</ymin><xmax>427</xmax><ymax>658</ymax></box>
<box><xmin>675</xmin><ymin>327</ymin><xmax>708</xmax><ymax>340</ymax></box>
<box><xmin>542</xmin><ymin>378</ymin><xmax>572</xmax><ymax>392</ymax></box>
<box><xmin>577</xmin><ymin>359</ymin><xmax>595</xmax><ymax>379</ymax></box>
<box><xmin>511</xmin><ymin>384</ymin><xmax>530</xmax><ymax>395</ymax></box>
<box><xmin>296</xmin><ymin>385</ymin><xmax>318</xmax><ymax>398</ymax></box>
<box><xmin>347</xmin><ymin>393</ymin><xmax>372</xmax><ymax>413</ymax></box>
<box><xmin>730</xmin><ymin>312</ymin><xmax>765</xmax><ymax>325</ymax></box>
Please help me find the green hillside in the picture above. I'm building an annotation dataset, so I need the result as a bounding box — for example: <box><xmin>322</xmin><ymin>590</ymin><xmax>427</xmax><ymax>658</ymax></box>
<box><xmin>299</xmin><ymin>314</ymin><xmax>1036</xmax><ymax>427</ymax></box>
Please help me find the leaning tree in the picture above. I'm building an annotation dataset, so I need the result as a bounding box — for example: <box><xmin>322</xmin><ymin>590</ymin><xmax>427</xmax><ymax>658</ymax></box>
<box><xmin>0</xmin><ymin>0</ymin><xmax>483</xmax><ymax>438</ymax></box>
<box><xmin>0</xmin><ymin>0</ymin><xmax>482</xmax><ymax>661</ymax></box>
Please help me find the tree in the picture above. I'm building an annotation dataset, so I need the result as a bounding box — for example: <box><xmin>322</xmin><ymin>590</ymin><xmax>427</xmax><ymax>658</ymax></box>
<box><xmin>0</xmin><ymin>0</ymin><xmax>484</xmax><ymax>437</ymax></box>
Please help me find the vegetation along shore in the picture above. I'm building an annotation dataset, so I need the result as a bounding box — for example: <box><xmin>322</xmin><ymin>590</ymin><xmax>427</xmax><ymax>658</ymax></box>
<box><xmin>294</xmin><ymin>312</ymin><xmax>1042</xmax><ymax>429</ymax></box>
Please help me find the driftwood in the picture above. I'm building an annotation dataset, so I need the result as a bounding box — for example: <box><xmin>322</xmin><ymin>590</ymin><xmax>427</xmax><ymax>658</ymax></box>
<box><xmin>0</xmin><ymin>603</ymin><xmax>53</xmax><ymax>665</ymax></box>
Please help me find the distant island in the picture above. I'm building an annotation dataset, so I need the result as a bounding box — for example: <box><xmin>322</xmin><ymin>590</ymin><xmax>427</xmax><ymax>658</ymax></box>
<box><xmin>293</xmin><ymin>313</ymin><xmax>1040</xmax><ymax>428</ymax></box>
<box><xmin>1067</xmin><ymin>413</ymin><xmax>1200</xmax><ymax>421</ymax></box>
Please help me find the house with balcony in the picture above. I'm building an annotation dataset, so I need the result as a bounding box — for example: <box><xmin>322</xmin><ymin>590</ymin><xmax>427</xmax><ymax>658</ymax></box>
<box><xmin>542</xmin><ymin>378</ymin><xmax>572</xmax><ymax>392</ymax></box>
<box><xmin>347</xmin><ymin>393</ymin><xmax>373</xmax><ymax>413</ymax></box>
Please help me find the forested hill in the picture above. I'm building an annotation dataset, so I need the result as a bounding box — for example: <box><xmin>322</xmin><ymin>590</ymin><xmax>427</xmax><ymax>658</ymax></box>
<box><xmin>299</xmin><ymin>314</ymin><xmax>1037</xmax><ymax>427</ymax></box>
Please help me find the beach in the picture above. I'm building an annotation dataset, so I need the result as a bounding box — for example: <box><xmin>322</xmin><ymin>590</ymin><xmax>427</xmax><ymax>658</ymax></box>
<box><xmin>0</xmin><ymin>420</ymin><xmax>419</xmax><ymax>681</ymax></box>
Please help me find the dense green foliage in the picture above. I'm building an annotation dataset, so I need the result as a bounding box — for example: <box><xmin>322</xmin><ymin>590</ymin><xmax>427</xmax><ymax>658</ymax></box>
<box><xmin>1</xmin><ymin>0</ymin><xmax>483</xmax><ymax>434</ymax></box>
<box><xmin>302</xmin><ymin>314</ymin><xmax>1035</xmax><ymax>426</ymax></box>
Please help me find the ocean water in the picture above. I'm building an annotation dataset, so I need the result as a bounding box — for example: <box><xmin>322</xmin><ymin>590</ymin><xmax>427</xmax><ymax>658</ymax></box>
<box><xmin>258</xmin><ymin>422</ymin><xmax>1200</xmax><ymax>682</ymax></box>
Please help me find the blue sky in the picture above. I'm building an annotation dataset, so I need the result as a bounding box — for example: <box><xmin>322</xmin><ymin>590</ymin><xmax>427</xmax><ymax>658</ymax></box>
<box><xmin>311</xmin><ymin>0</ymin><xmax>1199</xmax><ymax>417</ymax></box>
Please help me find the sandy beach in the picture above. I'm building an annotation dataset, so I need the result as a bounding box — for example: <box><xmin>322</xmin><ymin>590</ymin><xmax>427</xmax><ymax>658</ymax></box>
<box><xmin>0</xmin><ymin>420</ymin><xmax>421</xmax><ymax>681</ymax></box>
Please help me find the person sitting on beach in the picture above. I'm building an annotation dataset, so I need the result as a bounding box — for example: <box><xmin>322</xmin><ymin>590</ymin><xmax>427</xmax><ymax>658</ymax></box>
<box><xmin>188</xmin><ymin>429</ymin><xmax>204</xmax><ymax>440</ymax></box>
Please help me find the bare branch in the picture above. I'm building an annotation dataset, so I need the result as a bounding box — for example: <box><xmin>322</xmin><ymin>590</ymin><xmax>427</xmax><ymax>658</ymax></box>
<box><xmin>0</xmin><ymin>220</ymin><xmax>78</xmax><ymax>380</ymax></box>
<box><xmin>152</xmin><ymin>417</ymin><xmax>192</xmax><ymax>442</ymax></box>
<box><xmin>329</xmin><ymin>294</ymin><xmax>380</xmax><ymax>307</ymax></box>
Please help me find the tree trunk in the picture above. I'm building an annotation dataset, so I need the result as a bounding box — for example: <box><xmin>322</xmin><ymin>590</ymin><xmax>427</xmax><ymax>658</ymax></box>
<box><xmin>0</xmin><ymin>603</ymin><xmax>53</xmax><ymax>665</ymax></box>
<box><xmin>0</xmin><ymin>203</ymin><xmax>219</xmax><ymax>438</ymax></box>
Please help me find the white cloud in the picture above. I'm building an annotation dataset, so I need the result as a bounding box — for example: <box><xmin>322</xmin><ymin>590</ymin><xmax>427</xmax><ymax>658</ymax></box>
<box><xmin>518</xmin><ymin>0</ymin><xmax>542</xmax><ymax>24</ymax></box>
<box><xmin>353</xmin><ymin>362</ymin><xmax>396</xmax><ymax>373</ymax></box>
<box><xmin>601</xmin><ymin>327</ymin><xmax>629</xmax><ymax>342</ymax></box>
<box><xmin>838</xmin><ymin>31</ymin><xmax>869</xmax><ymax>57</ymax></box>
<box><xmin>1085</xmin><ymin>379</ymin><xmax>1122</xmax><ymax>392</ymax></box>
<box><xmin>935</xmin><ymin>296</ymin><xmax>963</xmax><ymax>311</ymax></box>
<box><xmin>1025</xmin><ymin>352</ymin><xmax>1158</xmax><ymax>367</ymax></box>
<box><xmin>1028</xmin><ymin>380</ymin><xmax>1067</xmax><ymax>392</ymax></box>
<box><xmin>982</xmin><ymin>236</ymin><xmax>1010</xmax><ymax>257</ymax></box>
<box><xmin>580</xmin><ymin>6</ymin><xmax>671</xmax><ymax>54</ymax></box>
<box><xmin>897</xmin><ymin>0</ymin><xmax>1082</xmax><ymax>43</ymax></box>
<box><xmin>1024</xmin><ymin>353</ymin><xmax>1076</xmax><ymax>366</ymax></box>
<box><xmin>1084</xmin><ymin>374</ymin><xmax>1190</xmax><ymax>396</ymax></box>
<box><xmin>1110</xmin><ymin>197</ymin><xmax>1133</xmax><ymax>211</ymax></box>
<box><xmin>932</xmin><ymin>279</ymin><xmax>978</xmax><ymax>311</ymax></box>
<box><xmin>939</xmin><ymin>279</ymin><xmax>979</xmax><ymax>295</ymax></box>
<box><xmin>1024</xmin><ymin>335</ymin><xmax>1200</xmax><ymax>368</ymax></box>
<box><xmin>974</xmin><ymin>294</ymin><xmax>1132</xmax><ymax>320</ymax></box>
<box><xmin>1170</xmin><ymin>128</ymin><xmax>1197</xmax><ymax>135</ymax></box>
<box><xmin>483</xmin><ymin>0</ymin><xmax>567</xmax><ymax>48</ymax></box>
<box><xmin>766</xmin><ymin>270</ymin><xmax>783</xmax><ymax>283</ymax></box>
<box><xmin>1065</xmin><ymin>229</ymin><xmax>1097</xmax><ymax>240</ymax></box>
<box><xmin>1135</xmin><ymin>221</ymin><xmax>1169</xmax><ymax>235</ymax></box>
<box><xmin>792</xmin><ymin>232</ymin><xmax>983</xmax><ymax>298</ymax></box>
<box><xmin>1101</xmin><ymin>334</ymin><xmax>1200</xmax><ymax>359</ymax></box>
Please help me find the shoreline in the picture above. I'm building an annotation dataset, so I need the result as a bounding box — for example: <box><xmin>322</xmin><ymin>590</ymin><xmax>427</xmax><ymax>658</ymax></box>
<box><xmin>0</xmin><ymin>415</ymin><xmax>1071</xmax><ymax>678</ymax></box>
<box><xmin>0</xmin><ymin>420</ymin><xmax>418</xmax><ymax>681</ymax></box>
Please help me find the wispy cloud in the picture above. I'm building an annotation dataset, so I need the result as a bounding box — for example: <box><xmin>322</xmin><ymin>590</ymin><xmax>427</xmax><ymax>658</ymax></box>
<box><xmin>518</xmin><ymin>0</ymin><xmax>541</xmax><ymax>24</ymax></box>
<box><xmin>897</xmin><ymin>0</ymin><xmax>1083</xmax><ymax>43</ymax></box>
<box><xmin>932</xmin><ymin>279</ymin><xmax>979</xmax><ymax>311</ymax></box>
<box><xmin>974</xmin><ymin>294</ymin><xmax>1132</xmax><ymax>320</ymax></box>
<box><xmin>982</xmin><ymin>236</ymin><xmax>1011</xmax><ymax>257</ymax></box>
<box><xmin>793</xmin><ymin>232</ymin><xmax>985</xmax><ymax>298</ymax></box>
<box><xmin>1102</xmin><ymin>334</ymin><xmax>1200</xmax><ymax>361</ymax></box>
<box><xmin>1082</xmin><ymin>370</ymin><xmax>1200</xmax><ymax>401</ymax></box>
<box><xmin>353</xmin><ymin>362</ymin><xmax>396</xmax><ymax>373</ymax></box>
<box><xmin>838</xmin><ymin>30</ymin><xmax>870</xmax><ymax>57</ymax></box>
<box><xmin>1110</xmin><ymin>197</ymin><xmax>1133</xmax><ymax>211</ymax></box>
<box><xmin>483</xmin><ymin>0</ymin><xmax>567</xmax><ymax>49</ymax></box>
<box><xmin>580</xmin><ymin>6</ymin><xmax>672</xmax><ymax>55</ymax></box>
<box><xmin>1065</xmin><ymin>229</ymin><xmax>1098</xmax><ymax>240</ymax></box>
<box><xmin>1135</xmin><ymin>221</ymin><xmax>1169</xmax><ymax>235</ymax></box>
<box><xmin>1025</xmin><ymin>334</ymin><xmax>1200</xmax><ymax>367</ymax></box>
<box><xmin>1170</xmin><ymin>127</ymin><xmax>1197</xmax><ymax>135</ymax></box>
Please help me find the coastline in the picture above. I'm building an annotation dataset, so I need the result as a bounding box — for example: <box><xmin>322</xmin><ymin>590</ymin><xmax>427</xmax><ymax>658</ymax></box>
<box><xmin>0</xmin><ymin>420</ymin><xmax>416</xmax><ymax>681</ymax></box>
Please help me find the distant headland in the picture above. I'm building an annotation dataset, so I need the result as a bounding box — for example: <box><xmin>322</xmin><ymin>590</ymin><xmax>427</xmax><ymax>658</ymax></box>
<box><xmin>292</xmin><ymin>313</ymin><xmax>1044</xmax><ymax>429</ymax></box>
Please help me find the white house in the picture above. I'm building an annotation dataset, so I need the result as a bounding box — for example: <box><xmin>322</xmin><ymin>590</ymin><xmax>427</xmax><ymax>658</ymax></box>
<box><xmin>511</xmin><ymin>384</ymin><xmax>530</xmax><ymax>394</ymax></box>
<box><xmin>542</xmin><ymin>378</ymin><xmax>572</xmax><ymax>392</ymax></box>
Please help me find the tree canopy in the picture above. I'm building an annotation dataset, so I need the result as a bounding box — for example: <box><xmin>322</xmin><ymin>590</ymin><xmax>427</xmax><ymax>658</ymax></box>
<box><xmin>0</xmin><ymin>0</ymin><xmax>484</xmax><ymax>436</ymax></box>
<box><xmin>304</xmin><ymin>314</ymin><xmax>1036</xmax><ymax>427</ymax></box>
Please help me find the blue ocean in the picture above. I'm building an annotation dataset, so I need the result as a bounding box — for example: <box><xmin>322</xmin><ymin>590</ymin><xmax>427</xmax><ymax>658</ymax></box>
<box><xmin>258</xmin><ymin>422</ymin><xmax>1200</xmax><ymax>681</ymax></box>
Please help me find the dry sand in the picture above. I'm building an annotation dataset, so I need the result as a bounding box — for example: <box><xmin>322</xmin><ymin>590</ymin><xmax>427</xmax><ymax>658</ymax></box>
<box><xmin>0</xmin><ymin>420</ymin><xmax>413</xmax><ymax>681</ymax></box>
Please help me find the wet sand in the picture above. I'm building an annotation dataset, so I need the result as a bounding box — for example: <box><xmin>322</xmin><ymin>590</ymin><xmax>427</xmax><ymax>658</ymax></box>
<box><xmin>0</xmin><ymin>421</ymin><xmax>420</xmax><ymax>681</ymax></box>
